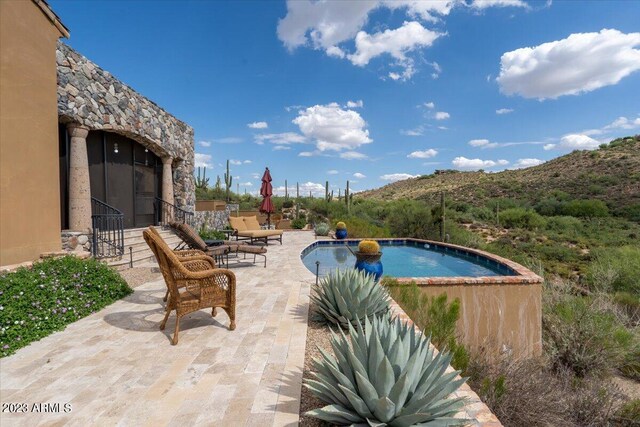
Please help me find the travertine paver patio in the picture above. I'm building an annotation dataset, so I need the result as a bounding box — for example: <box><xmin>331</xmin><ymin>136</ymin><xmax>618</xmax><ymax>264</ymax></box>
<box><xmin>0</xmin><ymin>231</ymin><xmax>316</xmax><ymax>426</ymax></box>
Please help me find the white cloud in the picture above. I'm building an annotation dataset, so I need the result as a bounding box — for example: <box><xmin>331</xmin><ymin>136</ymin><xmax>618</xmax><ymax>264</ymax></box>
<box><xmin>511</xmin><ymin>158</ymin><xmax>543</xmax><ymax>169</ymax></box>
<box><xmin>348</xmin><ymin>21</ymin><xmax>443</xmax><ymax>79</ymax></box>
<box><xmin>544</xmin><ymin>134</ymin><xmax>601</xmax><ymax>151</ymax></box>
<box><xmin>244</xmin><ymin>160</ymin><xmax>252</xmax><ymax>164</ymax></box>
<box><xmin>452</xmin><ymin>156</ymin><xmax>508</xmax><ymax>170</ymax></box>
<box><xmin>496</xmin><ymin>108</ymin><xmax>514</xmax><ymax>115</ymax></box>
<box><xmin>298</xmin><ymin>151</ymin><xmax>314</xmax><ymax>157</ymax></box>
<box><xmin>400</xmin><ymin>126</ymin><xmax>424</xmax><ymax>136</ymax></box>
<box><xmin>582</xmin><ymin>115</ymin><xmax>640</xmax><ymax>136</ymax></box>
<box><xmin>273</xmin><ymin>146</ymin><xmax>291</xmax><ymax>151</ymax></box>
<box><xmin>470</xmin><ymin>0</ymin><xmax>530</xmax><ymax>10</ymax></box>
<box><xmin>229</xmin><ymin>160</ymin><xmax>243</xmax><ymax>165</ymax></box>
<box><xmin>497</xmin><ymin>29</ymin><xmax>640</xmax><ymax>99</ymax></box>
<box><xmin>212</xmin><ymin>137</ymin><xmax>243</xmax><ymax>144</ymax></box>
<box><xmin>408</xmin><ymin>149</ymin><xmax>438</xmax><ymax>159</ymax></box>
<box><xmin>353</xmin><ymin>172</ymin><xmax>366</xmax><ymax>179</ymax></box>
<box><xmin>424</xmin><ymin>101</ymin><xmax>435</xmax><ymax>109</ymax></box>
<box><xmin>327</xmin><ymin>169</ymin><xmax>339</xmax><ymax>175</ymax></box>
<box><xmin>194</xmin><ymin>153</ymin><xmax>213</xmax><ymax>168</ymax></box>
<box><xmin>434</xmin><ymin>111</ymin><xmax>450</xmax><ymax>120</ymax></box>
<box><xmin>247</xmin><ymin>121</ymin><xmax>268</xmax><ymax>129</ymax></box>
<box><xmin>380</xmin><ymin>173</ymin><xmax>419</xmax><ymax>181</ymax></box>
<box><xmin>340</xmin><ymin>151</ymin><xmax>368</xmax><ymax>160</ymax></box>
<box><xmin>326</xmin><ymin>46</ymin><xmax>346</xmax><ymax>58</ymax></box>
<box><xmin>293</xmin><ymin>103</ymin><xmax>372</xmax><ymax>152</ymax></box>
<box><xmin>198</xmin><ymin>140</ymin><xmax>211</xmax><ymax>147</ymax></box>
<box><xmin>346</xmin><ymin>100</ymin><xmax>364</xmax><ymax>108</ymax></box>
<box><xmin>469</xmin><ymin>139</ymin><xmax>499</xmax><ymax>149</ymax></box>
<box><xmin>254</xmin><ymin>132</ymin><xmax>306</xmax><ymax>145</ymax></box>
<box><xmin>251</xmin><ymin>173</ymin><xmax>261</xmax><ymax>179</ymax></box>
<box><xmin>240</xmin><ymin>182</ymin><xmax>253</xmax><ymax>186</ymax></box>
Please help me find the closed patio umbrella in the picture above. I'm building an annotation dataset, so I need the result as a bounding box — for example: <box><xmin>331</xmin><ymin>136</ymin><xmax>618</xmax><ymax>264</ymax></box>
<box><xmin>259</xmin><ymin>167</ymin><xmax>274</xmax><ymax>228</ymax></box>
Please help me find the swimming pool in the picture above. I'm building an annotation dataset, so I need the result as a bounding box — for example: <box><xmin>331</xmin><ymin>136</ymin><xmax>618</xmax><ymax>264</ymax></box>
<box><xmin>301</xmin><ymin>239</ymin><xmax>518</xmax><ymax>279</ymax></box>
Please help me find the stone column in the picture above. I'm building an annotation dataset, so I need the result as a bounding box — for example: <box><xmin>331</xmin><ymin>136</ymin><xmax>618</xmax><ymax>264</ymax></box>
<box><xmin>67</xmin><ymin>123</ymin><xmax>92</xmax><ymax>232</ymax></box>
<box><xmin>162</xmin><ymin>156</ymin><xmax>174</xmax><ymax>205</ymax></box>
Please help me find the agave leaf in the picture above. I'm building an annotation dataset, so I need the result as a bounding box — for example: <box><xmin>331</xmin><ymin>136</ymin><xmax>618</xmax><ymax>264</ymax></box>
<box><xmin>402</xmin><ymin>373</ymin><xmax>465</xmax><ymax>415</ymax></box>
<box><xmin>366</xmin><ymin>419</ymin><xmax>387</xmax><ymax>427</ymax></box>
<box><xmin>339</xmin><ymin>384</ymin><xmax>375</xmax><ymax>419</ymax></box>
<box><xmin>392</xmin><ymin>413</ymin><xmax>467</xmax><ymax>427</ymax></box>
<box><xmin>375</xmin><ymin>356</ymin><xmax>395</xmax><ymax>398</ymax></box>
<box><xmin>387</xmin><ymin>371</ymin><xmax>410</xmax><ymax>417</ymax></box>
<box><xmin>354</xmin><ymin>371</ymin><xmax>380</xmax><ymax>411</ymax></box>
<box><xmin>372</xmin><ymin>396</ymin><xmax>396</xmax><ymax>423</ymax></box>
<box><xmin>305</xmin><ymin>379</ymin><xmax>351</xmax><ymax>408</ymax></box>
<box><xmin>368</xmin><ymin>328</ymin><xmax>385</xmax><ymax>385</ymax></box>
<box><xmin>306</xmin><ymin>404</ymin><xmax>364</xmax><ymax>424</ymax></box>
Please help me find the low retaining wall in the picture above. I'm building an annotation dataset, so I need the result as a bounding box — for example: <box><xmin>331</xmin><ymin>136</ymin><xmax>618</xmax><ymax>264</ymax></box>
<box><xmin>193</xmin><ymin>203</ymin><xmax>238</xmax><ymax>231</ymax></box>
<box><xmin>392</xmin><ymin>240</ymin><xmax>543</xmax><ymax>359</ymax></box>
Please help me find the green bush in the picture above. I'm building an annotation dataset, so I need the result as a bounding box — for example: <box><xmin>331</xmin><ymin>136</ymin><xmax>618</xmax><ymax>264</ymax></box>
<box><xmin>386</xmin><ymin>200</ymin><xmax>437</xmax><ymax>239</ymax></box>
<box><xmin>499</xmin><ymin>208</ymin><xmax>546</xmax><ymax>230</ymax></box>
<box><xmin>0</xmin><ymin>256</ymin><xmax>133</xmax><ymax>357</ymax></box>
<box><xmin>543</xmin><ymin>294</ymin><xmax>633</xmax><ymax>377</ymax></box>
<box><xmin>340</xmin><ymin>216</ymin><xmax>390</xmax><ymax>238</ymax></box>
<box><xmin>587</xmin><ymin>246</ymin><xmax>640</xmax><ymax>294</ymax></box>
<box><xmin>291</xmin><ymin>218</ymin><xmax>306</xmax><ymax>229</ymax></box>
<box><xmin>282</xmin><ymin>199</ymin><xmax>294</xmax><ymax>208</ymax></box>
<box><xmin>383</xmin><ymin>279</ymin><xmax>469</xmax><ymax>373</ymax></box>
<box><xmin>199</xmin><ymin>227</ymin><xmax>227</xmax><ymax>240</ymax></box>
<box><xmin>562</xmin><ymin>199</ymin><xmax>609</xmax><ymax>218</ymax></box>
<box><xmin>545</xmin><ymin>216</ymin><xmax>583</xmax><ymax>234</ymax></box>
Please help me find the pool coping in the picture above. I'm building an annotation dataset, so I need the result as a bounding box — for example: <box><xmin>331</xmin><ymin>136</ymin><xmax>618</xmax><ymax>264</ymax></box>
<box><xmin>301</xmin><ymin>238</ymin><xmax>543</xmax><ymax>286</ymax></box>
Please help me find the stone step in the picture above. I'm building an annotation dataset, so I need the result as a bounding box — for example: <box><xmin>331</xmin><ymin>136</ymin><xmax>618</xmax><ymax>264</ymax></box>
<box><xmin>103</xmin><ymin>229</ymin><xmax>183</xmax><ymax>270</ymax></box>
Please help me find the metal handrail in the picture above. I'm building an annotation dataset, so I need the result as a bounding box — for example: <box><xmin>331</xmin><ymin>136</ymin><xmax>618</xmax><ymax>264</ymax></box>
<box><xmin>91</xmin><ymin>197</ymin><xmax>125</xmax><ymax>259</ymax></box>
<box><xmin>154</xmin><ymin>197</ymin><xmax>194</xmax><ymax>227</ymax></box>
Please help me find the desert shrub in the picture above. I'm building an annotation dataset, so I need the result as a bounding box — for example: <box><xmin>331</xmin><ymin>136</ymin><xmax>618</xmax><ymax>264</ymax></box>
<box><xmin>563</xmin><ymin>199</ymin><xmax>609</xmax><ymax>218</ymax></box>
<box><xmin>587</xmin><ymin>246</ymin><xmax>640</xmax><ymax>294</ymax></box>
<box><xmin>282</xmin><ymin>199</ymin><xmax>294</xmax><ymax>208</ymax></box>
<box><xmin>385</xmin><ymin>200</ymin><xmax>437</xmax><ymax>239</ymax></box>
<box><xmin>499</xmin><ymin>208</ymin><xmax>546</xmax><ymax>230</ymax></box>
<box><xmin>467</xmin><ymin>354</ymin><xmax>625</xmax><ymax>427</ymax></box>
<box><xmin>486</xmin><ymin>197</ymin><xmax>525</xmax><ymax>212</ymax></box>
<box><xmin>341</xmin><ymin>216</ymin><xmax>390</xmax><ymax>238</ymax></box>
<box><xmin>613</xmin><ymin>292</ymin><xmax>640</xmax><ymax>326</ymax></box>
<box><xmin>618</xmin><ymin>203</ymin><xmax>640</xmax><ymax>222</ymax></box>
<box><xmin>545</xmin><ymin>215</ymin><xmax>583</xmax><ymax>234</ymax></box>
<box><xmin>383</xmin><ymin>279</ymin><xmax>469</xmax><ymax>373</ymax></box>
<box><xmin>534</xmin><ymin>191</ymin><xmax>572</xmax><ymax>216</ymax></box>
<box><xmin>543</xmin><ymin>293</ymin><xmax>633</xmax><ymax>377</ymax></box>
<box><xmin>314</xmin><ymin>222</ymin><xmax>330</xmax><ymax>236</ymax></box>
<box><xmin>291</xmin><ymin>218</ymin><xmax>306</xmax><ymax>229</ymax></box>
<box><xmin>0</xmin><ymin>256</ymin><xmax>132</xmax><ymax>357</ymax></box>
<box><xmin>616</xmin><ymin>399</ymin><xmax>640</xmax><ymax>425</ymax></box>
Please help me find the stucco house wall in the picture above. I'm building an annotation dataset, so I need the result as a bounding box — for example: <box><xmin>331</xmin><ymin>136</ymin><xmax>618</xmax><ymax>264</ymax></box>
<box><xmin>0</xmin><ymin>0</ymin><xmax>68</xmax><ymax>266</ymax></box>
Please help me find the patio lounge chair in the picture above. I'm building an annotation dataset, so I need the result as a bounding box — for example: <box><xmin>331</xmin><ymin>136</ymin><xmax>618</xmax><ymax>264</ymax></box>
<box><xmin>229</xmin><ymin>216</ymin><xmax>283</xmax><ymax>245</ymax></box>
<box><xmin>143</xmin><ymin>227</ymin><xmax>236</xmax><ymax>345</ymax></box>
<box><xmin>169</xmin><ymin>221</ymin><xmax>267</xmax><ymax>268</ymax></box>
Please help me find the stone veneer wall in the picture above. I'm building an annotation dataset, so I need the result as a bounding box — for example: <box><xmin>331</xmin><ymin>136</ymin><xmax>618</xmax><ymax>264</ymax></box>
<box><xmin>55</xmin><ymin>42</ymin><xmax>195</xmax><ymax>212</ymax></box>
<box><xmin>193</xmin><ymin>204</ymin><xmax>239</xmax><ymax>231</ymax></box>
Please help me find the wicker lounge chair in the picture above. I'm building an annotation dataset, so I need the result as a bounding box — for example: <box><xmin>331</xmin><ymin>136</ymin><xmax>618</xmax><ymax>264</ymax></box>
<box><xmin>143</xmin><ymin>227</ymin><xmax>236</xmax><ymax>344</ymax></box>
<box><xmin>229</xmin><ymin>216</ymin><xmax>283</xmax><ymax>245</ymax></box>
<box><xmin>169</xmin><ymin>221</ymin><xmax>267</xmax><ymax>268</ymax></box>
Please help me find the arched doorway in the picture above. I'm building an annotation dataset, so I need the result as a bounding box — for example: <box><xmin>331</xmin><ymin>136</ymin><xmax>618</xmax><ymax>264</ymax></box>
<box><xmin>59</xmin><ymin>126</ymin><xmax>164</xmax><ymax>229</ymax></box>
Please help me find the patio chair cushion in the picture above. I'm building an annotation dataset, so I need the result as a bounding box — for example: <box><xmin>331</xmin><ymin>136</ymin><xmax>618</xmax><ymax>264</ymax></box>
<box><xmin>236</xmin><ymin>229</ymin><xmax>283</xmax><ymax>238</ymax></box>
<box><xmin>229</xmin><ymin>216</ymin><xmax>248</xmax><ymax>232</ymax></box>
<box><xmin>170</xmin><ymin>221</ymin><xmax>208</xmax><ymax>252</ymax></box>
<box><xmin>243</xmin><ymin>216</ymin><xmax>262</xmax><ymax>230</ymax></box>
<box><xmin>236</xmin><ymin>245</ymin><xmax>267</xmax><ymax>255</ymax></box>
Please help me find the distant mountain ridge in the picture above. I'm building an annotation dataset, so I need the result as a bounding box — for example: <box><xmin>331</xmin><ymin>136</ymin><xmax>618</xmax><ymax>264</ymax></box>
<box><xmin>360</xmin><ymin>136</ymin><xmax>640</xmax><ymax>218</ymax></box>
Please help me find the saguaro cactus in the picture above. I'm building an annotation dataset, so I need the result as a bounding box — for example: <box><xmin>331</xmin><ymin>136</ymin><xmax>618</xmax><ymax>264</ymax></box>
<box><xmin>224</xmin><ymin>159</ymin><xmax>232</xmax><ymax>201</ymax></box>
<box><xmin>345</xmin><ymin>180</ymin><xmax>350</xmax><ymax>214</ymax></box>
<box><xmin>285</xmin><ymin>179</ymin><xmax>289</xmax><ymax>200</ymax></box>
<box><xmin>196</xmin><ymin>167</ymin><xmax>209</xmax><ymax>190</ymax></box>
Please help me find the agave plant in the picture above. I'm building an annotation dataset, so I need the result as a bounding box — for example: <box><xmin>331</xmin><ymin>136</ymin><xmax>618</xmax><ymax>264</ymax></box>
<box><xmin>306</xmin><ymin>315</ymin><xmax>468</xmax><ymax>426</ymax></box>
<box><xmin>312</xmin><ymin>268</ymin><xmax>389</xmax><ymax>328</ymax></box>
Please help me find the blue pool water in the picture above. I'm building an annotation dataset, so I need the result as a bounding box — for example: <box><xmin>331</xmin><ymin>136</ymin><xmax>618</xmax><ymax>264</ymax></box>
<box><xmin>301</xmin><ymin>240</ymin><xmax>516</xmax><ymax>278</ymax></box>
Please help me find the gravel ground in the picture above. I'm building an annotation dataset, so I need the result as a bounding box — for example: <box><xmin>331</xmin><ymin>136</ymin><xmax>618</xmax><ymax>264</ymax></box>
<box><xmin>299</xmin><ymin>304</ymin><xmax>334</xmax><ymax>427</ymax></box>
<box><xmin>117</xmin><ymin>267</ymin><xmax>162</xmax><ymax>289</ymax></box>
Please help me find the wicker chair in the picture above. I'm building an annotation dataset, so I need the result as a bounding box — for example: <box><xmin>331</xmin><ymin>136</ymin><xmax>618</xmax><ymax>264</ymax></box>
<box><xmin>143</xmin><ymin>227</ymin><xmax>236</xmax><ymax>345</ymax></box>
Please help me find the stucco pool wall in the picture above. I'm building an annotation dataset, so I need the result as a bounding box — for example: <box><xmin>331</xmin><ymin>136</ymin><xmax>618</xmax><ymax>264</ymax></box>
<box><xmin>303</xmin><ymin>238</ymin><xmax>543</xmax><ymax>358</ymax></box>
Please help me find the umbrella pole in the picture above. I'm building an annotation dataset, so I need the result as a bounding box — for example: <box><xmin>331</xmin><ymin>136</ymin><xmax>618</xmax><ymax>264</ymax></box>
<box><xmin>267</xmin><ymin>213</ymin><xmax>271</xmax><ymax>229</ymax></box>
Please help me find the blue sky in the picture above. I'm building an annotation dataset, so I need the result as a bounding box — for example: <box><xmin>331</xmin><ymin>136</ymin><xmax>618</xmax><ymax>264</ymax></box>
<box><xmin>51</xmin><ymin>0</ymin><xmax>640</xmax><ymax>196</ymax></box>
